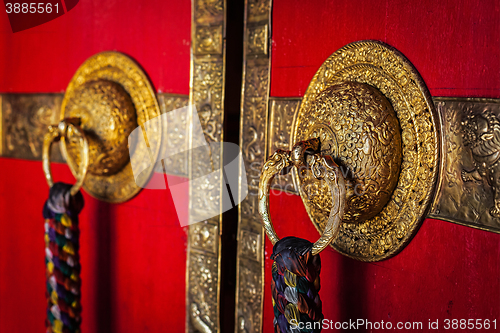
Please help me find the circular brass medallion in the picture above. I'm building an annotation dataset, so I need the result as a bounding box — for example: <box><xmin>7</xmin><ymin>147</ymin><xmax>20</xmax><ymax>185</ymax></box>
<box><xmin>61</xmin><ymin>52</ymin><xmax>161</xmax><ymax>203</ymax></box>
<box><xmin>292</xmin><ymin>41</ymin><xmax>439</xmax><ymax>261</ymax></box>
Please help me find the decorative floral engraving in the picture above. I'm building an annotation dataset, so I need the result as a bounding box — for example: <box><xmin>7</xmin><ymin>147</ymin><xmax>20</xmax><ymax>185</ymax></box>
<box><xmin>268</xmin><ymin>98</ymin><xmax>300</xmax><ymax>193</ymax></box>
<box><xmin>236</xmin><ymin>259</ymin><xmax>263</xmax><ymax>333</ymax></box>
<box><xmin>194</xmin><ymin>0</ymin><xmax>223</xmax><ymax>24</ymax></box>
<box><xmin>188</xmin><ymin>252</ymin><xmax>218</xmax><ymax>333</ymax></box>
<box><xmin>239</xmin><ymin>230</ymin><xmax>261</xmax><ymax>262</ymax></box>
<box><xmin>248</xmin><ymin>0</ymin><xmax>270</xmax><ymax>23</ymax></box>
<box><xmin>294</xmin><ymin>41</ymin><xmax>439</xmax><ymax>261</ymax></box>
<box><xmin>190</xmin><ymin>222</ymin><xmax>219</xmax><ymax>254</ymax></box>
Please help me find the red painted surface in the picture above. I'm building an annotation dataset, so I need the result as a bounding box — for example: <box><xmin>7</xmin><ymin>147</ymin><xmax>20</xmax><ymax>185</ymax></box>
<box><xmin>0</xmin><ymin>1</ymin><xmax>190</xmax><ymax>332</ymax></box>
<box><xmin>266</xmin><ymin>0</ymin><xmax>500</xmax><ymax>331</ymax></box>
<box><xmin>0</xmin><ymin>159</ymin><xmax>189</xmax><ymax>333</ymax></box>
<box><xmin>264</xmin><ymin>194</ymin><xmax>500</xmax><ymax>332</ymax></box>
<box><xmin>0</xmin><ymin>0</ymin><xmax>190</xmax><ymax>94</ymax></box>
<box><xmin>271</xmin><ymin>0</ymin><xmax>500</xmax><ymax>99</ymax></box>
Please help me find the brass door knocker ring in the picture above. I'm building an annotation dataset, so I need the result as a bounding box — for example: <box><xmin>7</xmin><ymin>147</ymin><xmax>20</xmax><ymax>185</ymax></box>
<box><xmin>258</xmin><ymin>138</ymin><xmax>346</xmax><ymax>255</ymax></box>
<box><xmin>42</xmin><ymin>119</ymin><xmax>90</xmax><ymax>196</ymax></box>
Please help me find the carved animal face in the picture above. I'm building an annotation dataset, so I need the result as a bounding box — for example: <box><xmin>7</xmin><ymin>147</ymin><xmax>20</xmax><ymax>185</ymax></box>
<box><xmin>463</xmin><ymin>113</ymin><xmax>491</xmax><ymax>147</ymax></box>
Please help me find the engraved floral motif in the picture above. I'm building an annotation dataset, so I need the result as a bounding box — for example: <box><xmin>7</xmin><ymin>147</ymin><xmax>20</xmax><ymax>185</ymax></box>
<box><xmin>194</xmin><ymin>0</ymin><xmax>223</xmax><ymax>24</ymax></box>
<box><xmin>296</xmin><ymin>82</ymin><xmax>402</xmax><ymax>223</ymax></box>
<box><xmin>268</xmin><ymin>99</ymin><xmax>300</xmax><ymax>193</ymax></box>
<box><xmin>158</xmin><ymin>94</ymin><xmax>189</xmax><ymax>177</ymax></box>
<box><xmin>188</xmin><ymin>252</ymin><xmax>218</xmax><ymax>333</ymax></box>
<box><xmin>294</xmin><ymin>41</ymin><xmax>439</xmax><ymax>261</ymax></box>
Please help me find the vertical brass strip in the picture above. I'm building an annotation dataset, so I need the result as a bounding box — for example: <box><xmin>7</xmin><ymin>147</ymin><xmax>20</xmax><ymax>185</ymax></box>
<box><xmin>235</xmin><ymin>1</ymin><xmax>272</xmax><ymax>332</ymax></box>
<box><xmin>186</xmin><ymin>1</ymin><xmax>226</xmax><ymax>332</ymax></box>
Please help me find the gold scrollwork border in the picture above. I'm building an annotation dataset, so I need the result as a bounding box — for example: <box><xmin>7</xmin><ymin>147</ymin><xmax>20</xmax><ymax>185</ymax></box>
<box><xmin>186</xmin><ymin>0</ymin><xmax>226</xmax><ymax>333</ymax></box>
<box><xmin>235</xmin><ymin>1</ymin><xmax>272</xmax><ymax>333</ymax></box>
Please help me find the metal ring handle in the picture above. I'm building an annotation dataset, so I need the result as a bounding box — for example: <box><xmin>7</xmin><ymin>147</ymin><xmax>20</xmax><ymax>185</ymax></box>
<box><xmin>258</xmin><ymin>140</ymin><xmax>346</xmax><ymax>256</ymax></box>
<box><xmin>42</xmin><ymin>120</ymin><xmax>89</xmax><ymax>196</ymax></box>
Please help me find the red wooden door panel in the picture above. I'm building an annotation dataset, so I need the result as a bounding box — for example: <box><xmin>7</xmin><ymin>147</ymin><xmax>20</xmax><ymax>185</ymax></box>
<box><xmin>0</xmin><ymin>1</ymin><xmax>191</xmax><ymax>332</ymax></box>
<box><xmin>264</xmin><ymin>0</ymin><xmax>500</xmax><ymax>331</ymax></box>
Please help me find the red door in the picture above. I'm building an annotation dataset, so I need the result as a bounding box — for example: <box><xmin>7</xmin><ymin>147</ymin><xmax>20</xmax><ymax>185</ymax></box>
<box><xmin>236</xmin><ymin>0</ymin><xmax>500</xmax><ymax>332</ymax></box>
<box><xmin>0</xmin><ymin>1</ymin><xmax>191</xmax><ymax>332</ymax></box>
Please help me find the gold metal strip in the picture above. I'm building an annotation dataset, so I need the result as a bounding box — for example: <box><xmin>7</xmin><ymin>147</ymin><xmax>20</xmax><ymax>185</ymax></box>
<box><xmin>430</xmin><ymin>97</ymin><xmax>500</xmax><ymax>233</ymax></box>
<box><xmin>186</xmin><ymin>0</ymin><xmax>226</xmax><ymax>332</ymax></box>
<box><xmin>0</xmin><ymin>93</ymin><xmax>188</xmax><ymax>174</ymax></box>
<box><xmin>235</xmin><ymin>0</ymin><xmax>272</xmax><ymax>332</ymax></box>
<box><xmin>0</xmin><ymin>94</ymin><xmax>64</xmax><ymax>162</ymax></box>
<box><xmin>268</xmin><ymin>98</ymin><xmax>301</xmax><ymax>194</ymax></box>
<box><xmin>157</xmin><ymin>94</ymin><xmax>190</xmax><ymax>177</ymax></box>
<box><xmin>266</xmin><ymin>96</ymin><xmax>500</xmax><ymax>234</ymax></box>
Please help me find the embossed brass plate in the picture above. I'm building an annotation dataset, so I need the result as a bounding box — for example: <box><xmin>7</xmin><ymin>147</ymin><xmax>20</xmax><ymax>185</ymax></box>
<box><xmin>61</xmin><ymin>52</ymin><xmax>161</xmax><ymax>203</ymax></box>
<box><xmin>430</xmin><ymin>98</ymin><xmax>500</xmax><ymax>233</ymax></box>
<box><xmin>0</xmin><ymin>94</ymin><xmax>64</xmax><ymax>162</ymax></box>
<box><xmin>292</xmin><ymin>41</ymin><xmax>439</xmax><ymax>261</ymax></box>
<box><xmin>296</xmin><ymin>81</ymin><xmax>402</xmax><ymax>224</ymax></box>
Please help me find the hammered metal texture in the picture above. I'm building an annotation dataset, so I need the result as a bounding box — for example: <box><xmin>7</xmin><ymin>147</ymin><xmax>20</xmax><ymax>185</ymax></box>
<box><xmin>293</xmin><ymin>41</ymin><xmax>439</xmax><ymax>261</ymax></box>
<box><xmin>430</xmin><ymin>98</ymin><xmax>500</xmax><ymax>233</ymax></box>
<box><xmin>61</xmin><ymin>52</ymin><xmax>161</xmax><ymax>203</ymax></box>
<box><xmin>63</xmin><ymin>80</ymin><xmax>137</xmax><ymax>176</ymax></box>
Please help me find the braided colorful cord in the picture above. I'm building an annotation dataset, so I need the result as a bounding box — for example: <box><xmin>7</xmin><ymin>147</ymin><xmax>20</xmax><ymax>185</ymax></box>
<box><xmin>43</xmin><ymin>183</ymin><xmax>84</xmax><ymax>333</ymax></box>
<box><xmin>271</xmin><ymin>237</ymin><xmax>323</xmax><ymax>333</ymax></box>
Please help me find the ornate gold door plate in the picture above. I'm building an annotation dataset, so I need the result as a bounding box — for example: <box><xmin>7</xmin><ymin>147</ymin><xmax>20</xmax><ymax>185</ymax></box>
<box><xmin>291</xmin><ymin>41</ymin><xmax>439</xmax><ymax>261</ymax></box>
<box><xmin>236</xmin><ymin>1</ymin><xmax>500</xmax><ymax>326</ymax></box>
<box><xmin>60</xmin><ymin>52</ymin><xmax>161</xmax><ymax>203</ymax></box>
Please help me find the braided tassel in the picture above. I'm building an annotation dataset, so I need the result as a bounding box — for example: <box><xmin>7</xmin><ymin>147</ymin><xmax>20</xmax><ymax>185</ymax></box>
<box><xmin>271</xmin><ymin>237</ymin><xmax>323</xmax><ymax>333</ymax></box>
<box><xmin>43</xmin><ymin>183</ymin><xmax>84</xmax><ymax>333</ymax></box>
